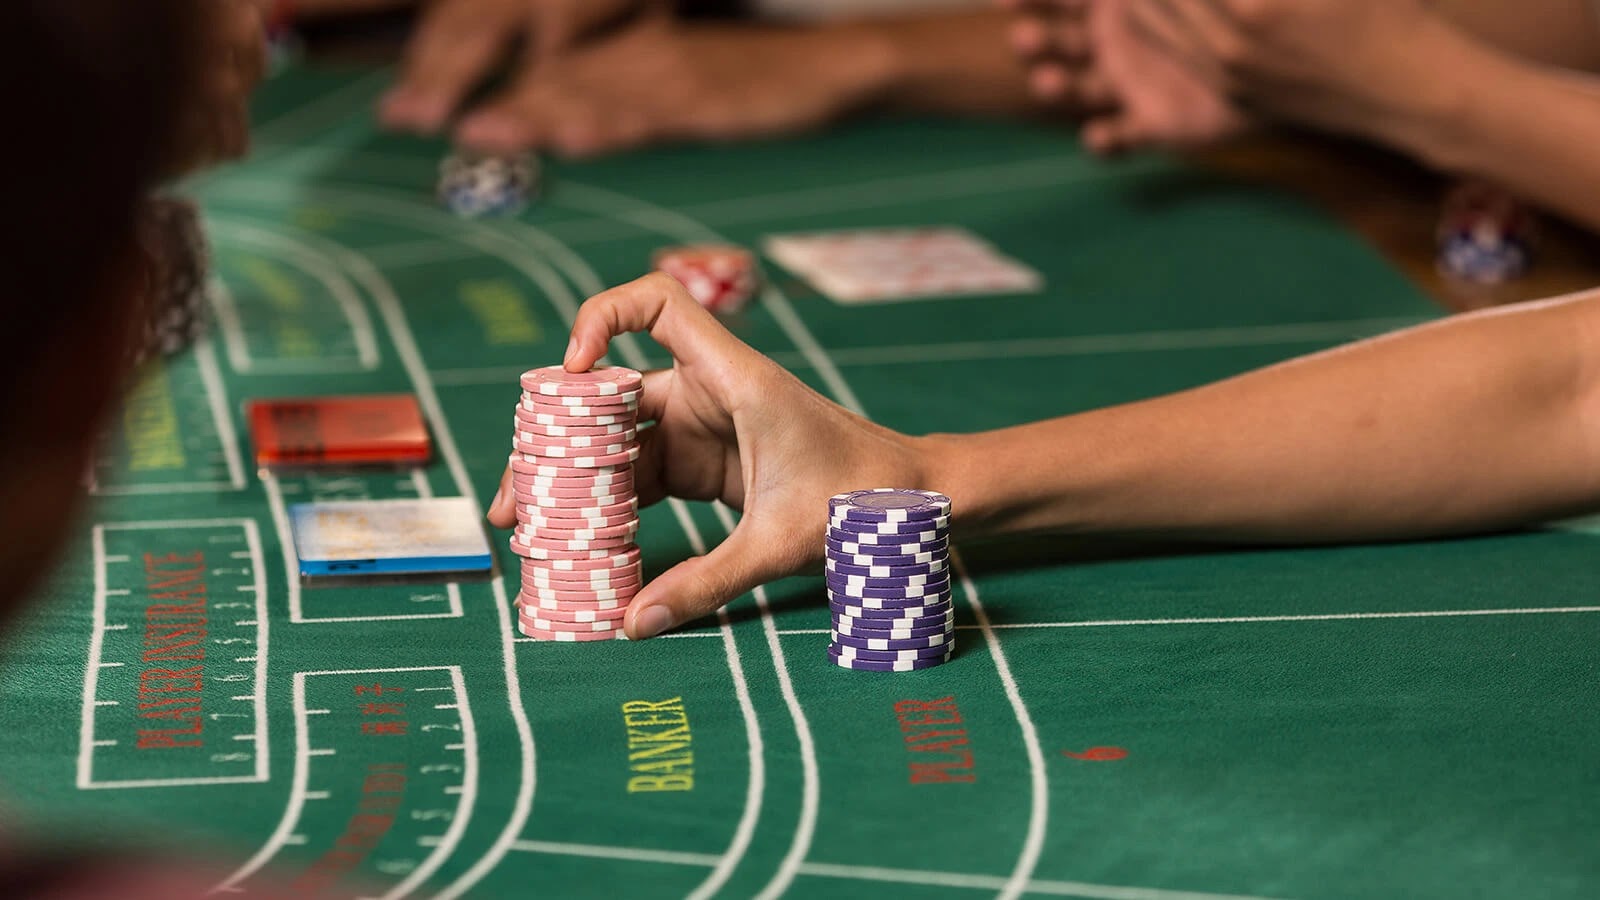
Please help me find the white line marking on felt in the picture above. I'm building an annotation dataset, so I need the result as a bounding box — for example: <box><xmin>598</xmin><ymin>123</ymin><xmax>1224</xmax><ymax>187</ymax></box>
<box><xmin>554</xmin><ymin>181</ymin><xmax>868</xmax><ymax>426</ymax></box>
<box><xmin>712</xmin><ymin>503</ymin><xmax>819</xmax><ymax>900</ymax></box>
<box><xmin>326</xmin><ymin>239</ymin><xmax>536</xmax><ymax>900</ymax></box>
<box><xmin>207</xmin><ymin>277</ymin><xmax>254</xmax><ymax>374</ymax></box>
<box><xmin>491</xmin><ymin>211</ymin><xmax>772</xmax><ymax>900</ymax></box>
<box><xmin>460</xmin><ymin>209</ymin><xmax>773</xmax><ymax>898</ymax></box>
<box><xmin>201</xmin><ymin>217</ymin><xmax>536</xmax><ymax>900</ymax></box>
<box><xmin>381</xmin><ymin>667</ymin><xmax>478</xmax><ymax>900</ymax></box>
<box><xmin>507</xmin><ymin>841</ymin><xmax>1275</xmax><ymax>899</ymax></box>
<box><xmin>206</xmin><ymin>186</ymin><xmax>777</xmax><ymax>897</ymax></box>
<box><xmin>76</xmin><ymin>547</ymin><xmax>107</xmax><ymax>791</ymax></box>
<box><xmin>195</xmin><ymin>338</ymin><xmax>249</xmax><ymax>490</ymax></box>
<box><xmin>406</xmin><ymin>317</ymin><xmax>1426</xmax><ymax>386</ymax></box>
<box><xmin>91</xmin><ymin>481</ymin><xmax>240</xmax><ymax>496</ymax></box>
<box><xmin>215</xmin><ymin>666</ymin><xmax>477</xmax><ymax>900</ymax></box>
<box><xmin>670</xmin><ymin>502</ymin><xmax>766</xmax><ymax>900</ymax></box>
<box><xmin>242</xmin><ymin>520</ymin><xmax>271</xmax><ymax>771</ymax></box>
<box><xmin>246</xmin><ymin>69</ymin><xmax>395</xmax><ymax>152</ymax></box>
<box><xmin>224</xmin><ymin>281</ymin><xmax>454</xmax><ymax>624</ymax></box>
<box><xmin>588</xmin><ymin>186</ymin><xmax>1048</xmax><ymax>899</ymax></box>
<box><xmin>967</xmin><ymin>606</ymin><xmax>1600</xmax><ymax>629</ymax></box>
<box><xmin>260</xmin><ymin>470</ymin><xmax>304</xmax><ymax>624</ymax></box>
<box><xmin>210</xmin><ymin>669</ymin><xmax>316</xmax><ymax>894</ymax></box>
<box><xmin>360</xmin><ymin>239</ymin><xmax>484</xmax><ymax>268</ymax></box>
<box><xmin>209</xmin><ymin>222</ymin><xmax>381</xmax><ymax>373</ymax></box>
<box><xmin>511</xmin><ymin>841</ymin><xmax>724</xmax><ymax>869</ymax></box>
<box><xmin>399</xmin><ymin>471</ymin><xmax>466</xmax><ymax>620</ymax></box>
<box><xmin>80</xmin><ymin>520</ymin><xmax>268</xmax><ymax>791</ymax></box>
<box><xmin>950</xmin><ymin>554</ymin><xmax>1047</xmax><ymax>900</ymax></box>
<box><xmin>237</xmin><ymin>147</ymin><xmax>1148</xmax><ymax>244</ymax></box>
<box><xmin>795</xmin><ymin>862</ymin><xmax>1278</xmax><ymax>900</ymax></box>
<box><xmin>537</xmin><ymin>180</ymin><xmax>823</xmax><ymax>898</ymax></box>
<box><xmin>410</xmin><ymin>468</ymin><xmax>433</xmax><ymax>497</ymax></box>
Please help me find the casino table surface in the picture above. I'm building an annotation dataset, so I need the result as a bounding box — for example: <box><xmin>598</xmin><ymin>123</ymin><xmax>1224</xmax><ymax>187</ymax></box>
<box><xmin>2</xmin><ymin>65</ymin><xmax>1597</xmax><ymax>899</ymax></box>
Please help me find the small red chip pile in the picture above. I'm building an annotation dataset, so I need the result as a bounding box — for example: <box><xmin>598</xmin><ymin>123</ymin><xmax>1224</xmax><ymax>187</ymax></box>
<box><xmin>652</xmin><ymin>244</ymin><xmax>760</xmax><ymax>314</ymax></box>
<box><xmin>510</xmin><ymin>366</ymin><xmax>644</xmax><ymax>641</ymax></box>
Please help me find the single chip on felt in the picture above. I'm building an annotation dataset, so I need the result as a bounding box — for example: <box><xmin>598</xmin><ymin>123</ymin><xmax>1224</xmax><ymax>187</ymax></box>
<box><xmin>652</xmin><ymin>244</ymin><xmax>760</xmax><ymax>314</ymax></box>
<box><xmin>248</xmin><ymin>394</ymin><xmax>431</xmax><ymax>468</ymax></box>
<box><xmin>437</xmin><ymin>150</ymin><xmax>539</xmax><ymax>218</ymax></box>
<box><xmin>289</xmin><ymin>497</ymin><xmax>492</xmax><ymax>578</ymax></box>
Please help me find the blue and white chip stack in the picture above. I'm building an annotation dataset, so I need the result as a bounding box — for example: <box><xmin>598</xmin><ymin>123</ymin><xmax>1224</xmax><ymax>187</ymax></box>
<box><xmin>437</xmin><ymin>151</ymin><xmax>538</xmax><ymax>218</ymax></box>
<box><xmin>826</xmin><ymin>488</ymin><xmax>954</xmax><ymax>672</ymax></box>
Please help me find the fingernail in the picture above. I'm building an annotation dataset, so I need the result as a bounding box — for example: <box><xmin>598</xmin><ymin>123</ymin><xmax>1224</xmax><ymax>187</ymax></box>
<box><xmin>631</xmin><ymin>605</ymin><xmax>675</xmax><ymax>640</ymax></box>
<box><xmin>490</xmin><ymin>484</ymin><xmax>503</xmax><ymax>514</ymax></box>
<box><xmin>563</xmin><ymin>337</ymin><xmax>578</xmax><ymax>367</ymax></box>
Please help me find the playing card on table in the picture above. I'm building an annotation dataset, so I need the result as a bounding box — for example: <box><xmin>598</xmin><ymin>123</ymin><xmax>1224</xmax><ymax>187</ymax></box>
<box><xmin>763</xmin><ymin>227</ymin><xmax>1043</xmax><ymax>304</ymax></box>
<box><xmin>289</xmin><ymin>497</ymin><xmax>493</xmax><ymax>578</ymax></box>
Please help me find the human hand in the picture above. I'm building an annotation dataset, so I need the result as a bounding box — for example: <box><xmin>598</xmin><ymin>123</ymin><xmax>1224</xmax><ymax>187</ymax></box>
<box><xmin>1113</xmin><ymin>0</ymin><xmax>1452</xmax><ymax>145</ymax></box>
<box><xmin>169</xmin><ymin>0</ymin><xmax>266</xmax><ymax>175</ymax></box>
<box><xmin>379</xmin><ymin>0</ymin><xmax>662</xmax><ymax>136</ymax></box>
<box><xmin>447</xmin><ymin>19</ymin><xmax>898</xmax><ymax>156</ymax></box>
<box><xmin>486</xmin><ymin>274</ymin><xmax>930</xmax><ymax>639</ymax></box>
<box><xmin>1004</xmin><ymin>0</ymin><xmax>1248</xmax><ymax>154</ymax></box>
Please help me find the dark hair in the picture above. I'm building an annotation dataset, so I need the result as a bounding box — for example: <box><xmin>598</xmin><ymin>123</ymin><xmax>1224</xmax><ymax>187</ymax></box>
<box><xmin>0</xmin><ymin>1</ymin><xmax>198</xmax><ymax>415</ymax></box>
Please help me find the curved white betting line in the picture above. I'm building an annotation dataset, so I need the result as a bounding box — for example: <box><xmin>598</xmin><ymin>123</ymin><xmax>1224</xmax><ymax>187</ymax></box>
<box><xmin>551</xmin><ymin>180</ymin><xmax>836</xmax><ymax>900</ymax></box>
<box><xmin>205</xmin><ymin>180</ymin><xmax>769</xmax><ymax>899</ymax></box>
<box><xmin>554</xmin><ymin>180</ymin><xmax>1050</xmax><ymax>900</ymax></box>
<box><xmin>202</xmin><ymin>213</ymin><xmax>537</xmax><ymax>900</ymax></box>
<box><xmin>497</xmin><ymin>218</ymin><xmax>769</xmax><ymax>900</ymax></box>
<box><xmin>206</xmin><ymin>224</ymin><xmax>462</xmax><ymax>624</ymax></box>
<box><xmin>203</xmin><ymin>222</ymin><xmax>382</xmax><ymax>372</ymax></box>
<box><xmin>211</xmin><ymin>664</ymin><xmax>480</xmax><ymax>900</ymax></box>
<box><xmin>382</xmin><ymin>666</ymin><xmax>481</xmax><ymax>900</ymax></box>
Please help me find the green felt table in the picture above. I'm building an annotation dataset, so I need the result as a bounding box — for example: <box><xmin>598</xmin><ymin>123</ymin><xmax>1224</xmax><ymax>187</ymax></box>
<box><xmin>2</xmin><ymin>65</ymin><xmax>1597</xmax><ymax>900</ymax></box>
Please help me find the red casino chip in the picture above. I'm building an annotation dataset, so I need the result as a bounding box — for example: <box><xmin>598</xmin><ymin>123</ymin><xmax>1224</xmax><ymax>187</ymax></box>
<box><xmin>247</xmin><ymin>394</ymin><xmax>431</xmax><ymax>468</ymax></box>
<box><xmin>652</xmin><ymin>244</ymin><xmax>760</xmax><ymax>315</ymax></box>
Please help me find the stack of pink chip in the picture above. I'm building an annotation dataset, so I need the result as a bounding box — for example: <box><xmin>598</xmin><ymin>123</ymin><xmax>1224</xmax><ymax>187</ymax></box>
<box><xmin>510</xmin><ymin>365</ymin><xmax>643</xmax><ymax>641</ymax></box>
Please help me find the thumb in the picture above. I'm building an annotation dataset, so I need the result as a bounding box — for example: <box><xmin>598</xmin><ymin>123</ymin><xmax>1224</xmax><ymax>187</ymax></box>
<box><xmin>625</xmin><ymin>520</ymin><xmax>799</xmax><ymax>640</ymax></box>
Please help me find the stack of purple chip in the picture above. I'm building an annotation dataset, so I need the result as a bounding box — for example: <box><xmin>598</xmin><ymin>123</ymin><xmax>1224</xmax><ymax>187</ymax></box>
<box><xmin>826</xmin><ymin>488</ymin><xmax>954</xmax><ymax>672</ymax></box>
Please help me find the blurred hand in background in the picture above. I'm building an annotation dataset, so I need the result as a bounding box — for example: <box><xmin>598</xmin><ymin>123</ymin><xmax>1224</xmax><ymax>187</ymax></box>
<box><xmin>378</xmin><ymin>0</ymin><xmax>669</xmax><ymax>139</ymax></box>
<box><xmin>1003</xmin><ymin>0</ymin><xmax>1247</xmax><ymax>154</ymax></box>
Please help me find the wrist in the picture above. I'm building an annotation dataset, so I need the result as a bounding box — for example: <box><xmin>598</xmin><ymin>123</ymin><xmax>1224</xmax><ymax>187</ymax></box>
<box><xmin>1367</xmin><ymin>17</ymin><xmax>1505</xmax><ymax>172</ymax></box>
<box><xmin>820</xmin><ymin>21</ymin><xmax>906</xmax><ymax>110</ymax></box>
<box><xmin>916</xmin><ymin>422</ymin><xmax>1120</xmax><ymax>542</ymax></box>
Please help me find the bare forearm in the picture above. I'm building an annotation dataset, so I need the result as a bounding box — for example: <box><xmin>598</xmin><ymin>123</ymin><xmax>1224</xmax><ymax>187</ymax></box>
<box><xmin>849</xmin><ymin>10</ymin><xmax>1036</xmax><ymax>116</ymax></box>
<box><xmin>1393</xmin><ymin>25</ymin><xmax>1600</xmax><ymax>233</ymax></box>
<box><xmin>1432</xmin><ymin>0</ymin><xmax>1600</xmax><ymax>69</ymax></box>
<box><xmin>933</xmin><ymin>289</ymin><xmax>1600</xmax><ymax>543</ymax></box>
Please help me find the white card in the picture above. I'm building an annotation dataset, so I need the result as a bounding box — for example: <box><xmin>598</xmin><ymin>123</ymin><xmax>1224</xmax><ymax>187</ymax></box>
<box><xmin>764</xmin><ymin>227</ymin><xmax>1043</xmax><ymax>304</ymax></box>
